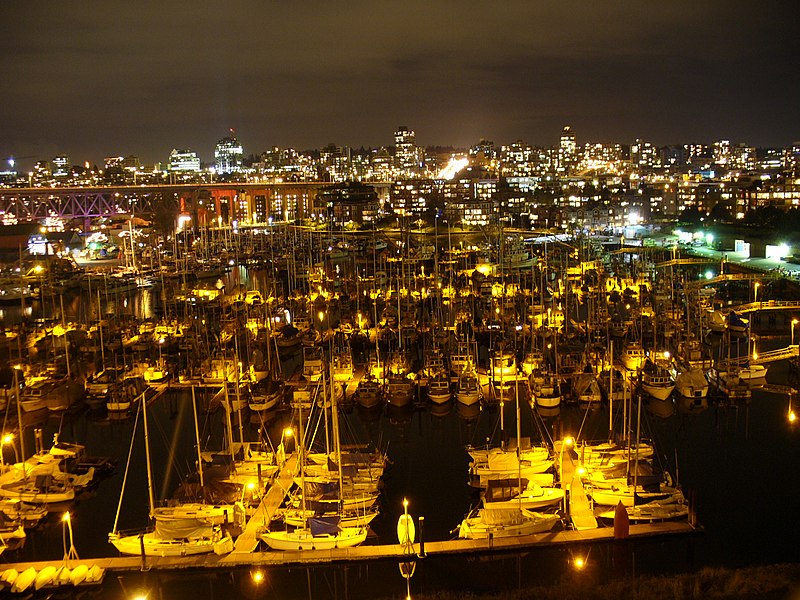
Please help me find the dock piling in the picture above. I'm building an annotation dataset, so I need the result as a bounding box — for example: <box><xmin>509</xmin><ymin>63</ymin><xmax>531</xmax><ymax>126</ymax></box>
<box><xmin>418</xmin><ymin>516</ymin><xmax>425</xmax><ymax>558</ymax></box>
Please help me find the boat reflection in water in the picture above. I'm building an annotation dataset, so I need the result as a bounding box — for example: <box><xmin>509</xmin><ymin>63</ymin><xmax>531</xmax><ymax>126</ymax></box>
<box><xmin>429</xmin><ymin>400</ymin><xmax>453</xmax><ymax>418</ymax></box>
<box><xmin>456</xmin><ymin>400</ymin><xmax>481</xmax><ymax>422</ymax></box>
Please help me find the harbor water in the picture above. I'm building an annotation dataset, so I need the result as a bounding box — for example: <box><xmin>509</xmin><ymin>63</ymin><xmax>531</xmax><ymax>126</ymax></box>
<box><xmin>1</xmin><ymin>267</ymin><xmax>799</xmax><ymax>599</ymax></box>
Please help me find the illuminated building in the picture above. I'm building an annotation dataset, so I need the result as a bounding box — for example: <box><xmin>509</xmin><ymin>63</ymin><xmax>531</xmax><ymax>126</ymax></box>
<box><xmin>168</xmin><ymin>149</ymin><xmax>201</xmax><ymax>172</ymax></box>
<box><xmin>558</xmin><ymin>126</ymin><xmax>577</xmax><ymax>174</ymax></box>
<box><xmin>215</xmin><ymin>133</ymin><xmax>244</xmax><ymax>174</ymax></box>
<box><xmin>630</xmin><ymin>139</ymin><xmax>656</xmax><ymax>169</ymax></box>
<box><xmin>320</xmin><ymin>144</ymin><xmax>352</xmax><ymax>182</ymax></box>
<box><xmin>52</xmin><ymin>155</ymin><xmax>70</xmax><ymax>179</ymax></box>
<box><xmin>394</xmin><ymin>126</ymin><xmax>418</xmax><ymax>175</ymax></box>
<box><xmin>442</xmin><ymin>164</ymin><xmax>504</xmax><ymax>226</ymax></box>
<box><xmin>316</xmin><ymin>181</ymin><xmax>380</xmax><ymax>226</ymax></box>
<box><xmin>390</xmin><ymin>179</ymin><xmax>441</xmax><ymax>218</ymax></box>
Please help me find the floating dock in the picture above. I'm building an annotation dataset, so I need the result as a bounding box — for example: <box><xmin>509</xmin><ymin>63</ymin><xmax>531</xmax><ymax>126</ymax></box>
<box><xmin>2</xmin><ymin>521</ymin><xmax>699</xmax><ymax>575</ymax></box>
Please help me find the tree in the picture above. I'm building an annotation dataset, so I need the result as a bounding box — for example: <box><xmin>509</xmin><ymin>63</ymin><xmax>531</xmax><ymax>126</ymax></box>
<box><xmin>708</xmin><ymin>202</ymin><xmax>733</xmax><ymax>223</ymax></box>
<box><xmin>678</xmin><ymin>206</ymin><xmax>704</xmax><ymax>225</ymax></box>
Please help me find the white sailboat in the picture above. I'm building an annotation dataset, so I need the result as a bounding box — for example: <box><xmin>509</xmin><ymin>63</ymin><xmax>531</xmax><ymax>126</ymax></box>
<box><xmin>261</xmin><ymin>369</ymin><xmax>368</xmax><ymax>550</ymax></box>
<box><xmin>109</xmin><ymin>389</ymin><xmax>236</xmax><ymax>557</ymax></box>
<box><xmin>460</xmin><ymin>391</ymin><xmax>560</xmax><ymax>538</ymax></box>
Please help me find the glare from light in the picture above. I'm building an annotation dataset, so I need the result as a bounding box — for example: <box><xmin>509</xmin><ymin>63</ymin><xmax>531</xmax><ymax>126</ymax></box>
<box><xmin>438</xmin><ymin>157</ymin><xmax>469</xmax><ymax>180</ymax></box>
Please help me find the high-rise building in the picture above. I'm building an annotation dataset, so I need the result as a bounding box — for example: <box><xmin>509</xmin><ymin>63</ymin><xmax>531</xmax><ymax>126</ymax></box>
<box><xmin>713</xmin><ymin>140</ymin><xmax>731</xmax><ymax>167</ymax></box>
<box><xmin>630</xmin><ymin>139</ymin><xmax>656</xmax><ymax>169</ymax></box>
<box><xmin>215</xmin><ymin>132</ymin><xmax>244</xmax><ymax>173</ymax></box>
<box><xmin>394</xmin><ymin>126</ymin><xmax>418</xmax><ymax>174</ymax></box>
<box><xmin>558</xmin><ymin>126</ymin><xmax>577</xmax><ymax>174</ymax></box>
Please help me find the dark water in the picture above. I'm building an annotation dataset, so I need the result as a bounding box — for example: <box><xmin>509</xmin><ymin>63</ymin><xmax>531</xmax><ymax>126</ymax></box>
<box><xmin>6</xmin><ymin>369</ymin><xmax>799</xmax><ymax>599</ymax></box>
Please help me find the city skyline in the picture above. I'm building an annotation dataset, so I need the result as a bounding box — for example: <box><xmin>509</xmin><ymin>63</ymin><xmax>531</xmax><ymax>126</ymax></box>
<box><xmin>2</xmin><ymin>1</ymin><xmax>798</xmax><ymax>167</ymax></box>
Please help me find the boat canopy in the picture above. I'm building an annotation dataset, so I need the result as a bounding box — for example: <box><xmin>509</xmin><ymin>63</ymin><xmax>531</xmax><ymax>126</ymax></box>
<box><xmin>485</xmin><ymin>477</ymin><xmax>529</xmax><ymax>502</ymax></box>
<box><xmin>309</xmin><ymin>516</ymin><xmax>341</xmax><ymax>536</ymax></box>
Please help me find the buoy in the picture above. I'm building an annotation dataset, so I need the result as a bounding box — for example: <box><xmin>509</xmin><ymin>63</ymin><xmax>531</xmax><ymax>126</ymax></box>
<box><xmin>34</xmin><ymin>565</ymin><xmax>57</xmax><ymax>590</ymax></box>
<box><xmin>12</xmin><ymin>567</ymin><xmax>36</xmax><ymax>593</ymax></box>
<box><xmin>397</xmin><ymin>513</ymin><xmax>416</xmax><ymax>546</ymax></box>
<box><xmin>70</xmin><ymin>564</ymin><xmax>88</xmax><ymax>586</ymax></box>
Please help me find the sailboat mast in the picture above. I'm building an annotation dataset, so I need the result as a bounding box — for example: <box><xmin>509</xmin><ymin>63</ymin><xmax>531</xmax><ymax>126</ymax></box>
<box><xmin>608</xmin><ymin>340</ymin><xmax>614</xmax><ymax>442</ymax></box>
<box><xmin>329</xmin><ymin>364</ymin><xmax>346</xmax><ymax>508</ymax></box>
<box><xmin>515</xmin><ymin>384</ymin><xmax>522</xmax><ymax>508</ymax></box>
<box><xmin>191</xmin><ymin>385</ymin><xmax>205</xmax><ymax>489</ymax></box>
<box><xmin>142</xmin><ymin>390</ymin><xmax>156</xmax><ymax>515</ymax></box>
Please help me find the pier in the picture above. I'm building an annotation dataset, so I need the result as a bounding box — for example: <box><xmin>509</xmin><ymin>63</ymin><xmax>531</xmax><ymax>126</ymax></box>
<box><xmin>1</xmin><ymin>521</ymin><xmax>698</xmax><ymax>576</ymax></box>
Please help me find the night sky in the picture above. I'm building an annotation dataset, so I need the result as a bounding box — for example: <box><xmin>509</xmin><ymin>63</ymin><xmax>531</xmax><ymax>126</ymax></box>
<box><xmin>2</xmin><ymin>1</ymin><xmax>798</xmax><ymax>168</ymax></box>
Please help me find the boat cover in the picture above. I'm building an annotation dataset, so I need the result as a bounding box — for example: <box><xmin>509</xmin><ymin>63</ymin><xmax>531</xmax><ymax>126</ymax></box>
<box><xmin>308</xmin><ymin>516</ymin><xmax>341</xmax><ymax>535</ymax></box>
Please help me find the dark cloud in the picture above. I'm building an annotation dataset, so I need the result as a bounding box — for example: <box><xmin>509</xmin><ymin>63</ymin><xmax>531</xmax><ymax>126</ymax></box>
<box><xmin>1</xmin><ymin>1</ymin><xmax>798</xmax><ymax>168</ymax></box>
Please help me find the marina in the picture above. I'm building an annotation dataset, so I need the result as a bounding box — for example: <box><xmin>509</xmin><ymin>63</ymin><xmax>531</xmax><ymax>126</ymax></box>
<box><xmin>0</xmin><ymin>224</ymin><xmax>798</xmax><ymax>595</ymax></box>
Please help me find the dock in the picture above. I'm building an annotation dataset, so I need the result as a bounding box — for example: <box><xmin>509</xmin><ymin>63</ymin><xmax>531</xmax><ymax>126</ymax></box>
<box><xmin>2</xmin><ymin>521</ymin><xmax>699</xmax><ymax>575</ymax></box>
<box><xmin>230</xmin><ymin>454</ymin><xmax>299</xmax><ymax>554</ymax></box>
<box><xmin>555</xmin><ymin>440</ymin><xmax>597</xmax><ymax>531</ymax></box>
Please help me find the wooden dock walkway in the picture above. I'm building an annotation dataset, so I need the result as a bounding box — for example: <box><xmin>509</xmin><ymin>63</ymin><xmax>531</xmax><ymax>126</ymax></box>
<box><xmin>554</xmin><ymin>440</ymin><xmax>597</xmax><ymax>531</ymax></box>
<box><xmin>230</xmin><ymin>454</ymin><xmax>299</xmax><ymax>554</ymax></box>
<box><xmin>2</xmin><ymin>521</ymin><xmax>698</xmax><ymax>575</ymax></box>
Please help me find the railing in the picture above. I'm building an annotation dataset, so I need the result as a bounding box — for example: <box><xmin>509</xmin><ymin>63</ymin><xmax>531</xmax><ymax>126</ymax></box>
<box><xmin>726</xmin><ymin>345</ymin><xmax>799</xmax><ymax>365</ymax></box>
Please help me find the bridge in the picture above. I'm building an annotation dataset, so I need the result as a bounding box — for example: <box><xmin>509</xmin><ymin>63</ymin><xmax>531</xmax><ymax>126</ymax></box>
<box><xmin>0</xmin><ymin>182</ymin><xmax>390</xmax><ymax>224</ymax></box>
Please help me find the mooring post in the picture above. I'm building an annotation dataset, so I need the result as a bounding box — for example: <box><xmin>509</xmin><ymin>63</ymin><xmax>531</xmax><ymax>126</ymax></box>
<box><xmin>418</xmin><ymin>516</ymin><xmax>426</xmax><ymax>558</ymax></box>
<box><xmin>139</xmin><ymin>532</ymin><xmax>147</xmax><ymax>571</ymax></box>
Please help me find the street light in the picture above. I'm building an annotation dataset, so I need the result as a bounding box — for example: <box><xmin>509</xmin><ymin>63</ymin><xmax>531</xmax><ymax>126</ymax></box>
<box><xmin>754</xmin><ymin>282</ymin><xmax>761</xmax><ymax>304</ymax></box>
<box><xmin>63</xmin><ymin>511</ymin><xmax>78</xmax><ymax>563</ymax></box>
<box><xmin>1</xmin><ymin>433</ymin><xmax>17</xmax><ymax>467</ymax></box>
<box><xmin>792</xmin><ymin>319</ymin><xmax>798</xmax><ymax>346</ymax></box>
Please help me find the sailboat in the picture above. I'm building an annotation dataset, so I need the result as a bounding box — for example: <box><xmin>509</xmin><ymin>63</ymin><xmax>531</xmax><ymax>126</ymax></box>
<box><xmin>459</xmin><ymin>388</ymin><xmax>560</xmax><ymax>538</ymax></box>
<box><xmin>260</xmin><ymin>368</ymin><xmax>368</xmax><ymax>550</ymax></box>
<box><xmin>109</xmin><ymin>389</ymin><xmax>237</xmax><ymax>556</ymax></box>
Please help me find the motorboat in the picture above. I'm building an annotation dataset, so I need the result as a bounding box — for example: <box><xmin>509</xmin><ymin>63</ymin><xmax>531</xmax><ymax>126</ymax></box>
<box><xmin>640</xmin><ymin>359</ymin><xmax>675</xmax><ymax>401</ymax></box>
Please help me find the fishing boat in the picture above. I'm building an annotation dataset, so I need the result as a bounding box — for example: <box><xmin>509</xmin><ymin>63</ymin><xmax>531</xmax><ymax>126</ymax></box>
<box><xmin>620</xmin><ymin>340</ymin><xmax>647</xmax><ymax>371</ymax></box>
<box><xmin>572</xmin><ymin>371</ymin><xmax>602</xmax><ymax>406</ymax></box>
<box><xmin>640</xmin><ymin>359</ymin><xmax>675</xmax><ymax>401</ymax></box>
<box><xmin>674</xmin><ymin>366</ymin><xmax>709</xmax><ymax>401</ymax></box>
<box><xmin>456</xmin><ymin>361</ymin><xmax>482</xmax><ymax>406</ymax></box>
<box><xmin>530</xmin><ymin>371</ymin><xmax>562</xmax><ymax>409</ymax></box>
<box><xmin>354</xmin><ymin>371</ymin><xmax>383</xmax><ymax>409</ymax></box>
<box><xmin>426</xmin><ymin>370</ymin><xmax>452</xmax><ymax>404</ymax></box>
